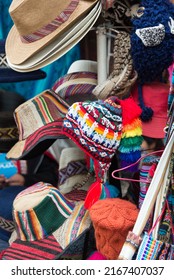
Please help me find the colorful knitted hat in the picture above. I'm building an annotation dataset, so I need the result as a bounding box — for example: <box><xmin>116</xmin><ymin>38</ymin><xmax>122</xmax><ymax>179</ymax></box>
<box><xmin>2</xmin><ymin>182</ymin><xmax>92</xmax><ymax>260</ymax></box>
<box><xmin>63</xmin><ymin>97</ymin><xmax>123</xmax><ymax>170</ymax></box>
<box><xmin>130</xmin><ymin>0</ymin><xmax>174</xmax><ymax>83</ymax></box>
<box><xmin>89</xmin><ymin>198</ymin><xmax>139</xmax><ymax>260</ymax></box>
<box><xmin>6</xmin><ymin>89</ymin><xmax>69</xmax><ymax>160</ymax></box>
<box><xmin>52</xmin><ymin>71</ymin><xmax>98</xmax><ymax>105</ymax></box>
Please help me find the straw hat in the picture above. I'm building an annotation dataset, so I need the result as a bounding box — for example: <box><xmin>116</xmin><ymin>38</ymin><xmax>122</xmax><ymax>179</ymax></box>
<box><xmin>6</xmin><ymin>0</ymin><xmax>99</xmax><ymax>66</ymax></box>
<box><xmin>6</xmin><ymin>2</ymin><xmax>101</xmax><ymax>72</ymax></box>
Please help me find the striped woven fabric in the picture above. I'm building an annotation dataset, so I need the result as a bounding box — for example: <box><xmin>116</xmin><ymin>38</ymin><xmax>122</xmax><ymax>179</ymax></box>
<box><xmin>13</xmin><ymin>182</ymin><xmax>75</xmax><ymax>241</ymax></box>
<box><xmin>53</xmin><ymin>201</ymin><xmax>91</xmax><ymax>249</ymax></box>
<box><xmin>6</xmin><ymin>90</ymin><xmax>69</xmax><ymax>160</ymax></box>
<box><xmin>16</xmin><ymin>90</ymin><xmax>69</xmax><ymax>141</ymax></box>
<box><xmin>138</xmin><ymin>156</ymin><xmax>160</xmax><ymax>232</ymax></box>
<box><xmin>52</xmin><ymin>71</ymin><xmax>97</xmax><ymax>104</ymax></box>
<box><xmin>2</xmin><ymin>236</ymin><xmax>63</xmax><ymax>260</ymax></box>
<box><xmin>1</xmin><ymin>184</ymin><xmax>91</xmax><ymax>260</ymax></box>
<box><xmin>21</xmin><ymin>0</ymin><xmax>79</xmax><ymax>43</ymax></box>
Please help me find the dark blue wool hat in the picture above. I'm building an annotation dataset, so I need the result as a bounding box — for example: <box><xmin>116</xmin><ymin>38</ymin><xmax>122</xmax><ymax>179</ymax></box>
<box><xmin>130</xmin><ymin>0</ymin><xmax>174</xmax><ymax>83</ymax></box>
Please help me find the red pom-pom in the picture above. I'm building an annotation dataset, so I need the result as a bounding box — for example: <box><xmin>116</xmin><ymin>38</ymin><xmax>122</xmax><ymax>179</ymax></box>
<box><xmin>120</xmin><ymin>97</ymin><xmax>142</xmax><ymax>125</ymax></box>
<box><xmin>84</xmin><ymin>180</ymin><xmax>102</xmax><ymax>210</ymax></box>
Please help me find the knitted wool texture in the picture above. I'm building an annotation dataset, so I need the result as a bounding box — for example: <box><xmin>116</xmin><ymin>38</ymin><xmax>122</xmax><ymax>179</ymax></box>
<box><xmin>63</xmin><ymin>97</ymin><xmax>123</xmax><ymax>172</ymax></box>
<box><xmin>118</xmin><ymin>97</ymin><xmax>143</xmax><ymax>171</ymax></box>
<box><xmin>89</xmin><ymin>198</ymin><xmax>139</xmax><ymax>260</ymax></box>
<box><xmin>130</xmin><ymin>0</ymin><xmax>174</xmax><ymax>83</ymax></box>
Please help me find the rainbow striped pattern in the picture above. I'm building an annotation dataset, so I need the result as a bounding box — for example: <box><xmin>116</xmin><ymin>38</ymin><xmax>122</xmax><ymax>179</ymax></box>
<box><xmin>13</xmin><ymin>182</ymin><xmax>75</xmax><ymax>241</ymax></box>
<box><xmin>63</xmin><ymin>97</ymin><xmax>122</xmax><ymax>165</ymax></box>
<box><xmin>118</xmin><ymin>97</ymin><xmax>143</xmax><ymax>171</ymax></box>
<box><xmin>136</xmin><ymin>232</ymin><xmax>174</xmax><ymax>260</ymax></box>
<box><xmin>21</xmin><ymin>0</ymin><xmax>79</xmax><ymax>43</ymax></box>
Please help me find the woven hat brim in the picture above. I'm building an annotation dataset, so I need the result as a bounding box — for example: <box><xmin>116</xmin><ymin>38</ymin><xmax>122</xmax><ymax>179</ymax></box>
<box><xmin>6</xmin><ymin>2</ymin><xmax>101</xmax><ymax>72</ymax></box>
<box><xmin>6</xmin><ymin>120</ymin><xmax>66</xmax><ymax>160</ymax></box>
<box><xmin>6</xmin><ymin>0</ymin><xmax>99</xmax><ymax>65</ymax></box>
<box><xmin>2</xmin><ymin>202</ymin><xmax>91</xmax><ymax>260</ymax></box>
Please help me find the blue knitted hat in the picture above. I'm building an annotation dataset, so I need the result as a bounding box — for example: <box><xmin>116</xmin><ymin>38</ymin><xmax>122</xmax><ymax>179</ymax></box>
<box><xmin>130</xmin><ymin>0</ymin><xmax>174</xmax><ymax>83</ymax></box>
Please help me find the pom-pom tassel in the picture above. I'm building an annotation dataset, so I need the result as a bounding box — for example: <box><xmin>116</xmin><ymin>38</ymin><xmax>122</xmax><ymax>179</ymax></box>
<box><xmin>119</xmin><ymin>97</ymin><xmax>142</xmax><ymax>125</ymax></box>
<box><xmin>138</xmin><ymin>84</ymin><xmax>154</xmax><ymax>122</ymax></box>
<box><xmin>84</xmin><ymin>180</ymin><xmax>120</xmax><ymax>210</ymax></box>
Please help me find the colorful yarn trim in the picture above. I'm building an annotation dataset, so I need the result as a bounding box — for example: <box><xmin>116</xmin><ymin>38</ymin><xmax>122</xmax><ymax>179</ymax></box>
<box><xmin>118</xmin><ymin>97</ymin><xmax>143</xmax><ymax>171</ymax></box>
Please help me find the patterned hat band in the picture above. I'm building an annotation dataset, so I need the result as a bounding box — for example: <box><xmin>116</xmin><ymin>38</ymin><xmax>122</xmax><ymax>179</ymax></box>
<box><xmin>0</xmin><ymin>127</ymin><xmax>18</xmax><ymax>140</ymax></box>
<box><xmin>0</xmin><ymin>216</ymin><xmax>15</xmax><ymax>233</ymax></box>
<box><xmin>18</xmin><ymin>0</ymin><xmax>79</xmax><ymax>43</ymax></box>
<box><xmin>13</xmin><ymin>184</ymin><xmax>75</xmax><ymax>241</ymax></box>
<box><xmin>0</xmin><ymin>52</ymin><xmax>9</xmax><ymax>68</ymax></box>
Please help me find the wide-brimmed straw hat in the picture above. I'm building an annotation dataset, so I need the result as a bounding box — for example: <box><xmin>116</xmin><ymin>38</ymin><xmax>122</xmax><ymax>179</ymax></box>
<box><xmin>6</xmin><ymin>0</ymin><xmax>99</xmax><ymax>66</ymax></box>
<box><xmin>6</xmin><ymin>1</ymin><xmax>101</xmax><ymax>72</ymax></box>
<box><xmin>0</xmin><ymin>39</ymin><xmax>46</xmax><ymax>82</ymax></box>
<box><xmin>2</xmin><ymin>182</ymin><xmax>92</xmax><ymax>260</ymax></box>
<box><xmin>6</xmin><ymin>90</ymin><xmax>69</xmax><ymax>160</ymax></box>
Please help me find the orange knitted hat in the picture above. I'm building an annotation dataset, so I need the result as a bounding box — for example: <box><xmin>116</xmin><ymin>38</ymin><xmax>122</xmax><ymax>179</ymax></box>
<box><xmin>89</xmin><ymin>198</ymin><xmax>139</xmax><ymax>260</ymax></box>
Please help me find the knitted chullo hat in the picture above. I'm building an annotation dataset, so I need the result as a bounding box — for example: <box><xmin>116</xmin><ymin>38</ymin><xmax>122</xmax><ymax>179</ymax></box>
<box><xmin>89</xmin><ymin>198</ymin><xmax>139</xmax><ymax>260</ymax></box>
<box><xmin>117</xmin><ymin>97</ymin><xmax>143</xmax><ymax>171</ymax></box>
<box><xmin>63</xmin><ymin>96</ymin><xmax>123</xmax><ymax>171</ymax></box>
<box><xmin>63</xmin><ymin>97</ymin><xmax>123</xmax><ymax>209</ymax></box>
<box><xmin>130</xmin><ymin>0</ymin><xmax>174</xmax><ymax>84</ymax></box>
<box><xmin>93</xmin><ymin>31</ymin><xmax>137</xmax><ymax>100</ymax></box>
